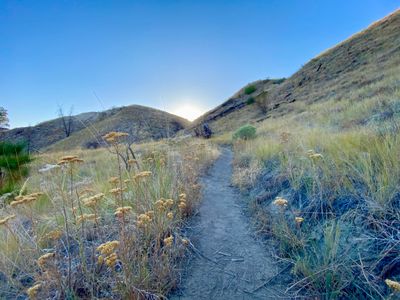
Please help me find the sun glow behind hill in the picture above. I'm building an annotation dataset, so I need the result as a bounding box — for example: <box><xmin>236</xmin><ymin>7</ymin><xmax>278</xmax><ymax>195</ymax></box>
<box><xmin>170</xmin><ymin>103</ymin><xmax>207</xmax><ymax>122</ymax></box>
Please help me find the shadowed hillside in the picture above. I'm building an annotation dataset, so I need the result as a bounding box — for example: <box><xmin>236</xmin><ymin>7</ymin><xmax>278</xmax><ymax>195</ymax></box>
<box><xmin>0</xmin><ymin>105</ymin><xmax>189</xmax><ymax>151</ymax></box>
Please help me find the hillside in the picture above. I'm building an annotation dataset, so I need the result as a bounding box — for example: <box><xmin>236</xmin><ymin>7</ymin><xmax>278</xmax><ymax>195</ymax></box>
<box><xmin>228</xmin><ymin>9</ymin><xmax>400</xmax><ymax>298</ymax></box>
<box><xmin>193</xmin><ymin>9</ymin><xmax>400</xmax><ymax>134</ymax></box>
<box><xmin>0</xmin><ymin>105</ymin><xmax>189</xmax><ymax>151</ymax></box>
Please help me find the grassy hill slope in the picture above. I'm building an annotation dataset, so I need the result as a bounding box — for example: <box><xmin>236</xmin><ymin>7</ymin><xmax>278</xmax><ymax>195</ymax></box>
<box><xmin>0</xmin><ymin>105</ymin><xmax>189</xmax><ymax>151</ymax></box>
<box><xmin>194</xmin><ymin>9</ymin><xmax>400</xmax><ymax>134</ymax></box>
<box><xmin>229</xmin><ymin>9</ymin><xmax>400</xmax><ymax>298</ymax></box>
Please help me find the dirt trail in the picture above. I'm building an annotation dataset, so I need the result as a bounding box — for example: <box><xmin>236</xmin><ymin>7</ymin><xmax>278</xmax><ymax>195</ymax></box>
<box><xmin>171</xmin><ymin>148</ymin><xmax>284</xmax><ymax>299</ymax></box>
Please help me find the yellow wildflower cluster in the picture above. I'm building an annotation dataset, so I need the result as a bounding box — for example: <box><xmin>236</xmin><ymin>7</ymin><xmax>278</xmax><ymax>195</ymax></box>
<box><xmin>109</xmin><ymin>187</ymin><xmax>126</xmax><ymax>195</ymax></box>
<box><xmin>295</xmin><ymin>217</ymin><xmax>304</xmax><ymax>224</ymax></box>
<box><xmin>385</xmin><ymin>279</ymin><xmax>400</xmax><ymax>291</ymax></box>
<box><xmin>83</xmin><ymin>193</ymin><xmax>105</xmax><ymax>208</ymax></box>
<box><xmin>103</xmin><ymin>131</ymin><xmax>129</xmax><ymax>143</ymax></box>
<box><xmin>181</xmin><ymin>238</ymin><xmax>189</xmax><ymax>246</ymax></box>
<box><xmin>0</xmin><ymin>214</ymin><xmax>16</xmax><ymax>226</ymax></box>
<box><xmin>273</xmin><ymin>197</ymin><xmax>288</xmax><ymax>207</ymax></box>
<box><xmin>133</xmin><ymin>171</ymin><xmax>152</xmax><ymax>181</ymax></box>
<box><xmin>167</xmin><ymin>212</ymin><xmax>174</xmax><ymax>220</ymax></box>
<box><xmin>307</xmin><ymin>150</ymin><xmax>323</xmax><ymax>160</ymax></box>
<box><xmin>128</xmin><ymin>159</ymin><xmax>137</xmax><ymax>165</ymax></box>
<box><xmin>44</xmin><ymin>229</ymin><xmax>63</xmax><ymax>241</ymax></box>
<box><xmin>155</xmin><ymin>198</ymin><xmax>174</xmax><ymax>211</ymax></box>
<box><xmin>37</xmin><ymin>252</ymin><xmax>55</xmax><ymax>268</ymax></box>
<box><xmin>137</xmin><ymin>212</ymin><xmax>153</xmax><ymax>227</ymax></box>
<box><xmin>27</xmin><ymin>283</ymin><xmax>42</xmax><ymax>299</ymax></box>
<box><xmin>76</xmin><ymin>213</ymin><xmax>98</xmax><ymax>224</ymax></box>
<box><xmin>79</xmin><ymin>187</ymin><xmax>95</xmax><ymax>196</ymax></box>
<box><xmin>104</xmin><ymin>253</ymin><xmax>118</xmax><ymax>267</ymax></box>
<box><xmin>10</xmin><ymin>192</ymin><xmax>44</xmax><ymax>207</ymax></box>
<box><xmin>163</xmin><ymin>235</ymin><xmax>173</xmax><ymax>247</ymax></box>
<box><xmin>97</xmin><ymin>240</ymin><xmax>119</xmax><ymax>267</ymax></box>
<box><xmin>57</xmin><ymin>155</ymin><xmax>84</xmax><ymax>165</ymax></box>
<box><xmin>115</xmin><ymin>206</ymin><xmax>132</xmax><ymax>217</ymax></box>
<box><xmin>178</xmin><ymin>193</ymin><xmax>187</xmax><ymax>212</ymax></box>
<box><xmin>108</xmin><ymin>176</ymin><xmax>119</xmax><ymax>184</ymax></box>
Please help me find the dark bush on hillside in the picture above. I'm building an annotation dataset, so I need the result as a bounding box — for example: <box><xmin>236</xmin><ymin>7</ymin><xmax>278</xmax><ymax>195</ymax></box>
<box><xmin>233</xmin><ymin>125</ymin><xmax>256</xmax><ymax>140</ymax></box>
<box><xmin>244</xmin><ymin>85</ymin><xmax>257</xmax><ymax>95</ymax></box>
<box><xmin>246</xmin><ymin>97</ymin><xmax>255</xmax><ymax>105</ymax></box>
<box><xmin>0</xmin><ymin>141</ymin><xmax>32</xmax><ymax>194</ymax></box>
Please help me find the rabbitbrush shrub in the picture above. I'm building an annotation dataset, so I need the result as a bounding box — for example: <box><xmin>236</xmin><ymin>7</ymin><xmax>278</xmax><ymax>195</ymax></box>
<box><xmin>233</xmin><ymin>124</ymin><xmax>257</xmax><ymax>140</ymax></box>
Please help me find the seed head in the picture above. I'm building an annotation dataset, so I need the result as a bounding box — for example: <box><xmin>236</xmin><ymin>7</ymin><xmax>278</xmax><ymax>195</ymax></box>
<box><xmin>115</xmin><ymin>206</ymin><xmax>132</xmax><ymax>217</ymax></box>
<box><xmin>27</xmin><ymin>283</ymin><xmax>41</xmax><ymax>299</ymax></box>
<box><xmin>103</xmin><ymin>131</ymin><xmax>129</xmax><ymax>143</ymax></box>
<box><xmin>37</xmin><ymin>252</ymin><xmax>55</xmax><ymax>268</ymax></box>
<box><xmin>109</xmin><ymin>187</ymin><xmax>126</xmax><ymax>195</ymax></box>
<box><xmin>273</xmin><ymin>197</ymin><xmax>288</xmax><ymax>207</ymax></box>
<box><xmin>108</xmin><ymin>177</ymin><xmax>119</xmax><ymax>184</ymax></box>
<box><xmin>178</xmin><ymin>201</ymin><xmax>187</xmax><ymax>211</ymax></box>
<box><xmin>155</xmin><ymin>199</ymin><xmax>166</xmax><ymax>210</ymax></box>
<box><xmin>137</xmin><ymin>213</ymin><xmax>152</xmax><ymax>226</ymax></box>
<box><xmin>44</xmin><ymin>229</ymin><xmax>63</xmax><ymax>240</ymax></box>
<box><xmin>76</xmin><ymin>213</ymin><xmax>98</xmax><ymax>224</ymax></box>
<box><xmin>164</xmin><ymin>235</ymin><xmax>173</xmax><ymax>247</ymax></box>
<box><xmin>10</xmin><ymin>192</ymin><xmax>43</xmax><ymax>207</ymax></box>
<box><xmin>385</xmin><ymin>279</ymin><xmax>400</xmax><ymax>291</ymax></box>
<box><xmin>97</xmin><ymin>241</ymin><xmax>119</xmax><ymax>268</ymax></box>
<box><xmin>128</xmin><ymin>159</ymin><xmax>137</xmax><ymax>164</ymax></box>
<box><xmin>97</xmin><ymin>240</ymin><xmax>119</xmax><ymax>256</ymax></box>
<box><xmin>0</xmin><ymin>214</ymin><xmax>16</xmax><ymax>226</ymax></box>
<box><xmin>57</xmin><ymin>155</ymin><xmax>84</xmax><ymax>165</ymax></box>
<box><xmin>309</xmin><ymin>153</ymin><xmax>323</xmax><ymax>160</ymax></box>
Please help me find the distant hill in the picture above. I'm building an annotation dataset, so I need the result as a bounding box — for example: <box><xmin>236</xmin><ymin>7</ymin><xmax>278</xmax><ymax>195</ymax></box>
<box><xmin>192</xmin><ymin>9</ymin><xmax>400</xmax><ymax>134</ymax></box>
<box><xmin>0</xmin><ymin>105</ymin><xmax>189</xmax><ymax>151</ymax></box>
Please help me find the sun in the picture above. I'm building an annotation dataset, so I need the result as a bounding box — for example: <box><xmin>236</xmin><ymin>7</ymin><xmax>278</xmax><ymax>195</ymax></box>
<box><xmin>171</xmin><ymin>103</ymin><xmax>206</xmax><ymax>121</ymax></box>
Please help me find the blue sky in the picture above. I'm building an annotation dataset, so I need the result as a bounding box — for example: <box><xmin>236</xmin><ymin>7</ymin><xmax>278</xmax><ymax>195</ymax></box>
<box><xmin>1</xmin><ymin>0</ymin><xmax>398</xmax><ymax>127</ymax></box>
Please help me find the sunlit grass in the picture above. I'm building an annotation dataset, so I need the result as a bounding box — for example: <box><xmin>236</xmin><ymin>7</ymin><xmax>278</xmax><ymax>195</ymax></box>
<box><xmin>231</xmin><ymin>63</ymin><xmax>400</xmax><ymax>298</ymax></box>
<box><xmin>0</xmin><ymin>136</ymin><xmax>219</xmax><ymax>298</ymax></box>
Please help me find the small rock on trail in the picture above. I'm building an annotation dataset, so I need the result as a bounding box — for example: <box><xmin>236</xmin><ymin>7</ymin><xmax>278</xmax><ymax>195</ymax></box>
<box><xmin>171</xmin><ymin>148</ymin><xmax>285</xmax><ymax>299</ymax></box>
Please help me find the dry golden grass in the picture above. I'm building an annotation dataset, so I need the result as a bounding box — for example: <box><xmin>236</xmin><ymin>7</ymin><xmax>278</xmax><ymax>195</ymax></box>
<box><xmin>231</xmin><ymin>55</ymin><xmax>400</xmax><ymax>298</ymax></box>
<box><xmin>0</xmin><ymin>135</ymin><xmax>219</xmax><ymax>299</ymax></box>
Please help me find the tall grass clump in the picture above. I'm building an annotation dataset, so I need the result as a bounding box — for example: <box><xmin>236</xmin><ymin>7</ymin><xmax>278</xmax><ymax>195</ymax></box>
<box><xmin>0</xmin><ymin>134</ymin><xmax>219</xmax><ymax>299</ymax></box>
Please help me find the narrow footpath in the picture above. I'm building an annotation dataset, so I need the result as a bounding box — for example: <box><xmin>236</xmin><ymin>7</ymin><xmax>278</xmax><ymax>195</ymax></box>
<box><xmin>171</xmin><ymin>148</ymin><xmax>285</xmax><ymax>299</ymax></box>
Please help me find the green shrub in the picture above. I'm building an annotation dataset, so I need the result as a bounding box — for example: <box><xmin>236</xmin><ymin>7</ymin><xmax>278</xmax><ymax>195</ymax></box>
<box><xmin>233</xmin><ymin>125</ymin><xmax>257</xmax><ymax>140</ymax></box>
<box><xmin>244</xmin><ymin>85</ymin><xmax>257</xmax><ymax>95</ymax></box>
<box><xmin>0</xmin><ymin>141</ymin><xmax>32</xmax><ymax>194</ymax></box>
<box><xmin>246</xmin><ymin>97</ymin><xmax>255</xmax><ymax>105</ymax></box>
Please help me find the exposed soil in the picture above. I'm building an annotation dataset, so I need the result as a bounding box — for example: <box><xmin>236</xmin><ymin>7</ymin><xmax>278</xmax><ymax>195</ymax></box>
<box><xmin>171</xmin><ymin>148</ymin><xmax>286</xmax><ymax>299</ymax></box>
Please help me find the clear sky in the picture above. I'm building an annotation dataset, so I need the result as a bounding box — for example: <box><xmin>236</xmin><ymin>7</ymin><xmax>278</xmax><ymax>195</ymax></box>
<box><xmin>1</xmin><ymin>0</ymin><xmax>398</xmax><ymax>128</ymax></box>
